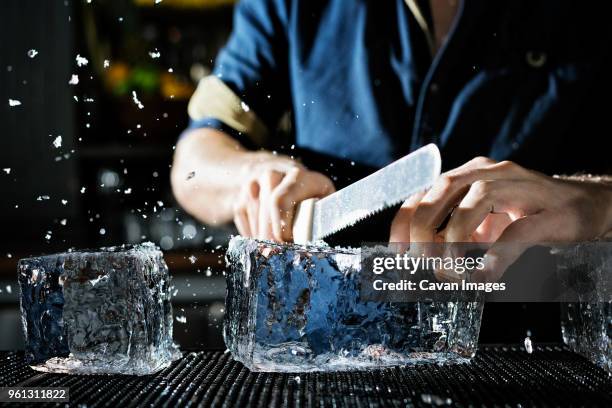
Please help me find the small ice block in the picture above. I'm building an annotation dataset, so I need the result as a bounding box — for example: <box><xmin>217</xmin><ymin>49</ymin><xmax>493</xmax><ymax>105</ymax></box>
<box><xmin>561</xmin><ymin>302</ymin><xmax>611</xmax><ymax>372</ymax></box>
<box><xmin>557</xmin><ymin>242</ymin><xmax>612</xmax><ymax>373</ymax></box>
<box><xmin>224</xmin><ymin>237</ymin><xmax>483</xmax><ymax>372</ymax></box>
<box><xmin>18</xmin><ymin>243</ymin><xmax>180</xmax><ymax>375</ymax></box>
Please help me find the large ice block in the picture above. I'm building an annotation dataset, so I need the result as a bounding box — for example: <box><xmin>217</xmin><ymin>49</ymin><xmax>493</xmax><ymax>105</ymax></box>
<box><xmin>224</xmin><ymin>237</ymin><xmax>483</xmax><ymax>372</ymax></box>
<box><xmin>18</xmin><ymin>243</ymin><xmax>180</xmax><ymax>375</ymax></box>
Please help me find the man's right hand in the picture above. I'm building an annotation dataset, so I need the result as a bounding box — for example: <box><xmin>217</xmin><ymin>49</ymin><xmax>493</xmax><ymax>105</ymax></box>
<box><xmin>233</xmin><ymin>155</ymin><xmax>335</xmax><ymax>242</ymax></box>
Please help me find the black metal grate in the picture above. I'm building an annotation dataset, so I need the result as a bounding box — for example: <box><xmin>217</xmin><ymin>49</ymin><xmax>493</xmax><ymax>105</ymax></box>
<box><xmin>1</xmin><ymin>345</ymin><xmax>611</xmax><ymax>407</ymax></box>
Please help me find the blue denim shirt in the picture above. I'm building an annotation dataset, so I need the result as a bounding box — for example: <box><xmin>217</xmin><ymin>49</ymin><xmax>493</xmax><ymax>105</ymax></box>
<box><xmin>189</xmin><ymin>0</ymin><xmax>611</xmax><ymax>178</ymax></box>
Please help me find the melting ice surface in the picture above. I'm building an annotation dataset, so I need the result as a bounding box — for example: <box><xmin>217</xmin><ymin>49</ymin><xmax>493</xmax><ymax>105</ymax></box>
<box><xmin>18</xmin><ymin>243</ymin><xmax>180</xmax><ymax>375</ymax></box>
<box><xmin>224</xmin><ymin>236</ymin><xmax>484</xmax><ymax>372</ymax></box>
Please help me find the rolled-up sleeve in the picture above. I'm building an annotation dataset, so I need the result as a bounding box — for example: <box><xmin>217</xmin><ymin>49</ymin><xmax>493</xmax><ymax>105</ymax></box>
<box><xmin>186</xmin><ymin>0</ymin><xmax>290</xmax><ymax>148</ymax></box>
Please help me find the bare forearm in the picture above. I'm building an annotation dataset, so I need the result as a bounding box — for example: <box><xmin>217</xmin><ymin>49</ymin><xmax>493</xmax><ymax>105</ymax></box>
<box><xmin>171</xmin><ymin>128</ymin><xmax>273</xmax><ymax>224</ymax></box>
<box><xmin>171</xmin><ymin>127</ymin><xmax>335</xmax><ymax>241</ymax></box>
<box><xmin>554</xmin><ymin>174</ymin><xmax>612</xmax><ymax>236</ymax></box>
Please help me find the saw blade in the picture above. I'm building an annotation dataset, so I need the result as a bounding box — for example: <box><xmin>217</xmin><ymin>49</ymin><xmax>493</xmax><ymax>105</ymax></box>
<box><xmin>311</xmin><ymin>144</ymin><xmax>441</xmax><ymax>241</ymax></box>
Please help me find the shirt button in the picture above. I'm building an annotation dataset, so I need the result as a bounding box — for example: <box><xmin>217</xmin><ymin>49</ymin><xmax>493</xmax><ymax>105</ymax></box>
<box><xmin>430</xmin><ymin>83</ymin><xmax>439</xmax><ymax>93</ymax></box>
<box><xmin>526</xmin><ymin>51</ymin><xmax>547</xmax><ymax>68</ymax></box>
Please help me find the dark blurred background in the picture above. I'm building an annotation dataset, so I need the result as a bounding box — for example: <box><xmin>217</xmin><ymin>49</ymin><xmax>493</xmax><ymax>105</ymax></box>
<box><xmin>0</xmin><ymin>0</ymin><xmax>237</xmax><ymax>350</ymax></box>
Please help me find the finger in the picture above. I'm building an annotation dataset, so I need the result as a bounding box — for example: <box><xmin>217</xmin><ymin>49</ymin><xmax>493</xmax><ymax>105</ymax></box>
<box><xmin>410</xmin><ymin>176</ymin><xmax>470</xmax><ymax>243</ymax></box>
<box><xmin>409</xmin><ymin>159</ymin><xmax>498</xmax><ymax>243</ymax></box>
<box><xmin>389</xmin><ymin>191</ymin><xmax>425</xmax><ymax>243</ymax></box>
<box><xmin>234</xmin><ymin>183</ymin><xmax>255</xmax><ymax>237</ymax></box>
<box><xmin>444</xmin><ymin>179</ymin><xmax>539</xmax><ymax>243</ymax></box>
<box><xmin>472</xmin><ymin>213</ymin><xmax>556</xmax><ymax>282</ymax></box>
<box><xmin>472</xmin><ymin>213</ymin><xmax>513</xmax><ymax>243</ymax></box>
<box><xmin>257</xmin><ymin>170</ymin><xmax>284</xmax><ymax>240</ymax></box>
<box><xmin>410</xmin><ymin>159</ymin><xmax>526</xmax><ymax>243</ymax></box>
<box><xmin>261</xmin><ymin>160</ymin><xmax>303</xmax><ymax>174</ymax></box>
<box><xmin>233</xmin><ymin>206</ymin><xmax>251</xmax><ymax>237</ymax></box>
<box><xmin>269</xmin><ymin>171</ymin><xmax>298</xmax><ymax>242</ymax></box>
<box><xmin>246</xmin><ymin>180</ymin><xmax>260</xmax><ymax>238</ymax></box>
<box><xmin>270</xmin><ymin>169</ymin><xmax>335</xmax><ymax>242</ymax></box>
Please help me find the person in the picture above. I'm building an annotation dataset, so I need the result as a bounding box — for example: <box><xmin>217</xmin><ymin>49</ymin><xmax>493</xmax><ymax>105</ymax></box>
<box><xmin>172</xmin><ymin>0</ymin><xmax>612</xmax><ymax>283</ymax></box>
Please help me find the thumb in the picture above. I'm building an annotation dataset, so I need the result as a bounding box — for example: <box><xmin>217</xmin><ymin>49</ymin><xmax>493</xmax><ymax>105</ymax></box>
<box><xmin>389</xmin><ymin>191</ymin><xmax>425</xmax><ymax>242</ymax></box>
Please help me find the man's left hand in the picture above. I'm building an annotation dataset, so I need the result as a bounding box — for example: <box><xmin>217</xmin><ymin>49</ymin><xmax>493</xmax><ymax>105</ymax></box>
<box><xmin>390</xmin><ymin>157</ymin><xmax>612</xmax><ymax>281</ymax></box>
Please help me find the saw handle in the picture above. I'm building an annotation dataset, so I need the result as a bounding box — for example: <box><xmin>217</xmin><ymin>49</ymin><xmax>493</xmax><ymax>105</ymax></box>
<box><xmin>292</xmin><ymin>198</ymin><xmax>318</xmax><ymax>245</ymax></box>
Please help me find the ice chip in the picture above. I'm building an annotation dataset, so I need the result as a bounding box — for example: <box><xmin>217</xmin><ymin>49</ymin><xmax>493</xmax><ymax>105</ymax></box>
<box><xmin>18</xmin><ymin>243</ymin><xmax>180</xmax><ymax>375</ymax></box>
<box><xmin>131</xmin><ymin>91</ymin><xmax>144</xmax><ymax>109</ymax></box>
<box><xmin>524</xmin><ymin>337</ymin><xmax>533</xmax><ymax>354</ymax></box>
<box><xmin>224</xmin><ymin>237</ymin><xmax>483</xmax><ymax>372</ymax></box>
<box><xmin>52</xmin><ymin>135</ymin><xmax>63</xmax><ymax>148</ymax></box>
<box><xmin>68</xmin><ymin>75</ymin><xmax>79</xmax><ymax>85</ymax></box>
<box><xmin>75</xmin><ymin>54</ymin><xmax>88</xmax><ymax>67</ymax></box>
<box><xmin>8</xmin><ymin>99</ymin><xmax>21</xmax><ymax>107</ymax></box>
